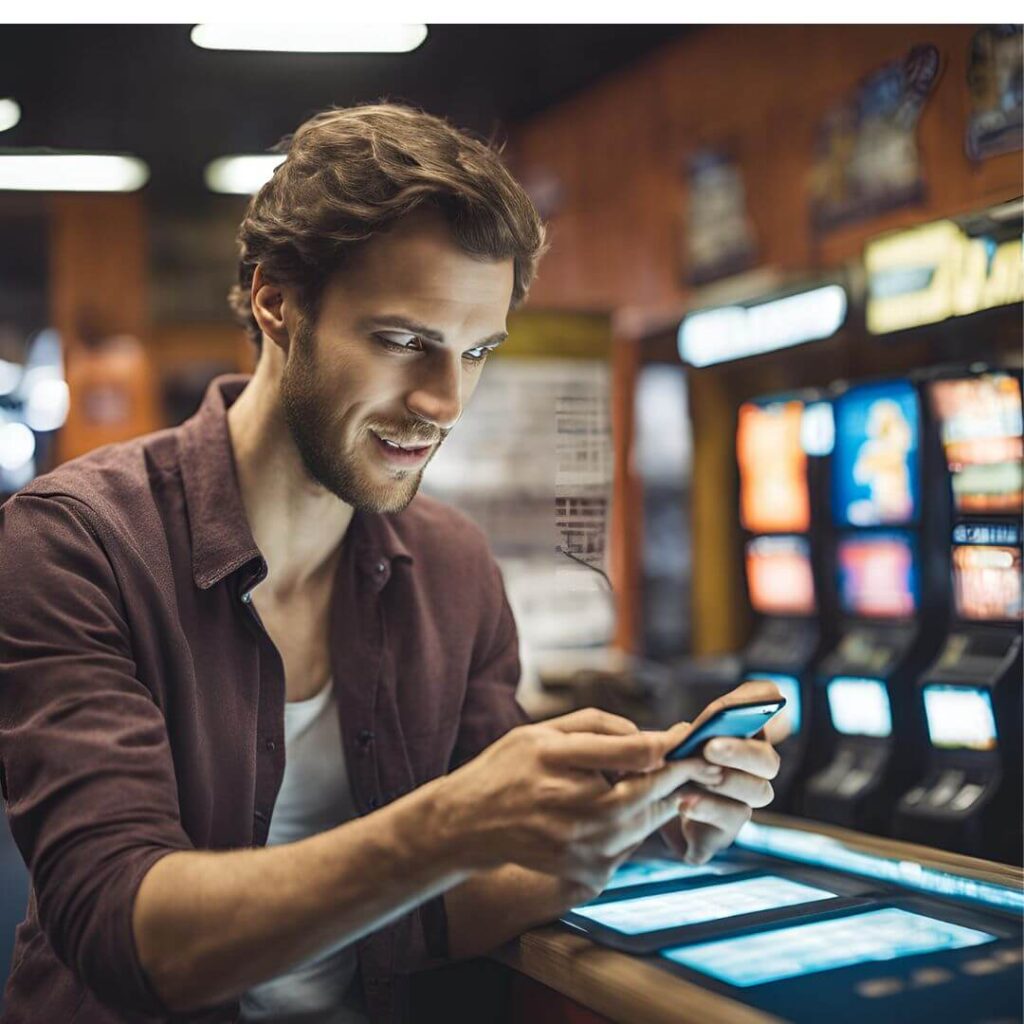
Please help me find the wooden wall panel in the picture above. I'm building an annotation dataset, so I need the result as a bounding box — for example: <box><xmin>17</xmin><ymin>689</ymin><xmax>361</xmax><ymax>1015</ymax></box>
<box><xmin>513</xmin><ymin>25</ymin><xmax>1023</xmax><ymax>310</ymax></box>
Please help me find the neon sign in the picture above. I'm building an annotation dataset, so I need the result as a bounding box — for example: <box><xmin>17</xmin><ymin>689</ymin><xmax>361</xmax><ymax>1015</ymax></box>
<box><xmin>866</xmin><ymin>218</ymin><xmax>1023</xmax><ymax>334</ymax></box>
<box><xmin>678</xmin><ymin>284</ymin><xmax>847</xmax><ymax>367</ymax></box>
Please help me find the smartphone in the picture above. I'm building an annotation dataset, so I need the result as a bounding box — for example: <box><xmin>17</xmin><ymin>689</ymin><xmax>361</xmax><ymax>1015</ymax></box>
<box><xmin>665</xmin><ymin>698</ymin><xmax>786</xmax><ymax>761</ymax></box>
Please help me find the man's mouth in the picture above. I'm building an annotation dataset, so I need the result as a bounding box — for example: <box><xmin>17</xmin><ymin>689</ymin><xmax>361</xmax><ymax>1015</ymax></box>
<box><xmin>370</xmin><ymin>430</ymin><xmax>436</xmax><ymax>467</ymax></box>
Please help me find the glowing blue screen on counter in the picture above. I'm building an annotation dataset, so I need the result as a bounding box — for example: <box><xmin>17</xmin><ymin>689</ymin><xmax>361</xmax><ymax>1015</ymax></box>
<box><xmin>571</xmin><ymin>876</ymin><xmax>834</xmax><ymax>935</ymax></box>
<box><xmin>602</xmin><ymin>858</ymin><xmax>726</xmax><ymax>892</ymax></box>
<box><xmin>662</xmin><ymin>907</ymin><xmax>994</xmax><ymax>988</ymax></box>
<box><xmin>827</xmin><ymin>677</ymin><xmax>893</xmax><ymax>737</ymax></box>
<box><xmin>735</xmin><ymin>820</ymin><xmax>1024</xmax><ymax>914</ymax></box>
<box><xmin>745</xmin><ymin>673</ymin><xmax>801</xmax><ymax>736</ymax></box>
<box><xmin>832</xmin><ymin>379</ymin><xmax>920</xmax><ymax>527</ymax></box>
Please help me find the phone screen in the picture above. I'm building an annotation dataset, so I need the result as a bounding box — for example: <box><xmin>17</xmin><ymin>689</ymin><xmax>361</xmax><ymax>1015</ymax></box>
<box><xmin>666</xmin><ymin>700</ymin><xmax>785</xmax><ymax>761</ymax></box>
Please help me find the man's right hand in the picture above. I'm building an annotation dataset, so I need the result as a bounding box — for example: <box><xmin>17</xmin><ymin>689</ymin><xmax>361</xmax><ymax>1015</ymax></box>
<box><xmin>432</xmin><ymin>708</ymin><xmax>725</xmax><ymax>898</ymax></box>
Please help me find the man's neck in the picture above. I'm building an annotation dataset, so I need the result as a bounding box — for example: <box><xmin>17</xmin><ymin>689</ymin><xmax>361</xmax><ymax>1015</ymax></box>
<box><xmin>227</xmin><ymin>352</ymin><xmax>354</xmax><ymax>597</ymax></box>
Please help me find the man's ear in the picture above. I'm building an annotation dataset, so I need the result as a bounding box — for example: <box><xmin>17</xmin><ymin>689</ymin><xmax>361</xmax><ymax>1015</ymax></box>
<box><xmin>251</xmin><ymin>265</ymin><xmax>291</xmax><ymax>354</ymax></box>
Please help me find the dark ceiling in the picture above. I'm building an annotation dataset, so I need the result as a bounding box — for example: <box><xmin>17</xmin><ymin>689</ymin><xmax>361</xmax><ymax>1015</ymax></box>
<box><xmin>0</xmin><ymin>24</ymin><xmax>692</xmax><ymax>204</ymax></box>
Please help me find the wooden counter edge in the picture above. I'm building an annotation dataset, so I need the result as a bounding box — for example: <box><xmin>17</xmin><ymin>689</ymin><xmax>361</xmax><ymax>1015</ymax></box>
<box><xmin>491</xmin><ymin>925</ymin><xmax>785</xmax><ymax>1024</ymax></box>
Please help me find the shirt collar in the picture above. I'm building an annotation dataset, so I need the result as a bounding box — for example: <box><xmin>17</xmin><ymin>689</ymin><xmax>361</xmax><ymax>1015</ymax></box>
<box><xmin>179</xmin><ymin>374</ymin><xmax>413</xmax><ymax>591</ymax></box>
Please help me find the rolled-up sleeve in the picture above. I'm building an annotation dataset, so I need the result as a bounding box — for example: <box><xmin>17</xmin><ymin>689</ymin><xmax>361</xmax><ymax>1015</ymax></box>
<box><xmin>0</xmin><ymin>494</ymin><xmax>193</xmax><ymax>1016</ymax></box>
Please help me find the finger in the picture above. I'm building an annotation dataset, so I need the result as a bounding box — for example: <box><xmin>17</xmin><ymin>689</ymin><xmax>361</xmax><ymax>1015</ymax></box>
<box><xmin>601</xmin><ymin>789</ymin><xmax>686</xmax><ymax>858</ymax></box>
<box><xmin>538</xmin><ymin>770</ymin><xmax>614</xmax><ymax>805</ymax></box>
<box><xmin>699</xmin><ymin>767</ymin><xmax>776</xmax><ymax>809</ymax></box>
<box><xmin>679</xmin><ymin>790</ymin><xmax>753</xmax><ymax>838</ymax></box>
<box><xmin>543</xmin><ymin>730</ymin><xmax>665</xmax><ymax>773</ymax></box>
<box><xmin>544</xmin><ymin>708</ymin><xmax>639</xmax><ymax>736</ymax></box>
<box><xmin>678</xmin><ymin>817</ymin><xmax>732</xmax><ymax>866</ymax></box>
<box><xmin>597</xmin><ymin>757</ymin><xmax>724</xmax><ymax>819</ymax></box>
<box><xmin>702</xmin><ymin>737</ymin><xmax>781</xmax><ymax>780</ymax></box>
<box><xmin>763</xmin><ymin>713</ymin><xmax>792</xmax><ymax>746</ymax></box>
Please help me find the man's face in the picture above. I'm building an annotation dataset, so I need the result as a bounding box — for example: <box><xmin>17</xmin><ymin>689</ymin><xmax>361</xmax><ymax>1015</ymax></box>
<box><xmin>279</xmin><ymin>211</ymin><xmax>513</xmax><ymax>513</ymax></box>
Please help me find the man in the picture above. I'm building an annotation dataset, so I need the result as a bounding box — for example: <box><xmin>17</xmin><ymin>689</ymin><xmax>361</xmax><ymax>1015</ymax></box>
<box><xmin>0</xmin><ymin>104</ymin><xmax>780</xmax><ymax>1023</ymax></box>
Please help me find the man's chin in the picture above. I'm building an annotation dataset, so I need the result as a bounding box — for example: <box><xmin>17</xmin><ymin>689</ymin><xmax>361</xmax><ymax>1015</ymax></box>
<box><xmin>328</xmin><ymin>469</ymin><xmax>422</xmax><ymax>515</ymax></box>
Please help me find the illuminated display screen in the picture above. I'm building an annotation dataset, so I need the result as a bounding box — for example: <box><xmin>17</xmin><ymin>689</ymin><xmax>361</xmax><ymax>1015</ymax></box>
<box><xmin>746</xmin><ymin>536</ymin><xmax>816</xmax><ymax>616</ymax></box>
<box><xmin>827</xmin><ymin>677</ymin><xmax>893</xmax><ymax>738</ymax></box>
<box><xmin>836</xmin><ymin>533</ymin><xmax>918</xmax><ymax>619</ymax></box>
<box><xmin>737</xmin><ymin>400</ymin><xmax>811</xmax><ymax>534</ymax></box>
<box><xmin>662</xmin><ymin>907</ymin><xmax>995</xmax><ymax>988</ymax></box>
<box><xmin>833</xmin><ymin>380</ymin><xmax>920</xmax><ymax>527</ymax></box>
<box><xmin>923</xmin><ymin>685</ymin><xmax>998</xmax><ymax>751</ymax></box>
<box><xmin>570</xmin><ymin>876</ymin><xmax>834</xmax><ymax>936</ymax></box>
<box><xmin>745</xmin><ymin>673</ymin><xmax>802</xmax><ymax>737</ymax></box>
<box><xmin>930</xmin><ymin>374</ymin><xmax>1023</xmax><ymax>514</ymax></box>
<box><xmin>603</xmin><ymin>859</ymin><xmax>726</xmax><ymax>892</ymax></box>
<box><xmin>952</xmin><ymin>543</ymin><xmax>1023</xmax><ymax>622</ymax></box>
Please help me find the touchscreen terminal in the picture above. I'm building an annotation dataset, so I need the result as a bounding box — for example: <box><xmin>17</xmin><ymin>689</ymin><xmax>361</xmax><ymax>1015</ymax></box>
<box><xmin>603</xmin><ymin>858</ymin><xmax>727</xmax><ymax>892</ymax></box>
<box><xmin>662</xmin><ymin>906</ymin><xmax>995</xmax><ymax>988</ymax></box>
<box><xmin>570</xmin><ymin>875</ymin><xmax>835</xmax><ymax>936</ymax></box>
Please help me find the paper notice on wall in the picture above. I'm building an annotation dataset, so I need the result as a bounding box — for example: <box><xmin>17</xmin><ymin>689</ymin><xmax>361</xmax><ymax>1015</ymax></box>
<box><xmin>423</xmin><ymin>358</ymin><xmax>614</xmax><ymax>653</ymax></box>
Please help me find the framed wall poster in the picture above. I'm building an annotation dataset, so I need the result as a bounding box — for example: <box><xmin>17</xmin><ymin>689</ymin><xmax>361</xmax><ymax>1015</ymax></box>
<box><xmin>683</xmin><ymin>148</ymin><xmax>757</xmax><ymax>285</ymax></box>
<box><xmin>965</xmin><ymin>25</ymin><xmax>1023</xmax><ymax>161</ymax></box>
<box><xmin>810</xmin><ymin>44</ymin><xmax>942</xmax><ymax>233</ymax></box>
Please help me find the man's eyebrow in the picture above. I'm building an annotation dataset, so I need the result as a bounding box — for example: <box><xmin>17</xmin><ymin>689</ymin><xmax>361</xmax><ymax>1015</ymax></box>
<box><xmin>359</xmin><ymin>314</ymin><xmax>507</xmax><ymax>349</ymax></box>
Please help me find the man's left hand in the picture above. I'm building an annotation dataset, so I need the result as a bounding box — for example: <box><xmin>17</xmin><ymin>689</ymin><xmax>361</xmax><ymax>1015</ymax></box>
<box><xmin>658</xmin><ymin>681</ymin><xmax>783</xmax><ymax>865</ymax></box>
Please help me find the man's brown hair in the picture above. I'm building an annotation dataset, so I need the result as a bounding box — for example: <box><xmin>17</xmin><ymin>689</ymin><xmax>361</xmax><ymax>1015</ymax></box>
<box><xmin>228</xmin><ymin>103</ymin><xmax>546</xmax><ymax>345</ymax></box>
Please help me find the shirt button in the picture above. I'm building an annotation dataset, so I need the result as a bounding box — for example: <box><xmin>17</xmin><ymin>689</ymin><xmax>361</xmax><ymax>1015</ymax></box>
<box><xmin>254</xmin><ymin>809</ymin><xmax>268</xmax><ymax>823</ymax></box>
<box><xmin>368</xmin><ymin>796</ymin><xmax>380</xmax><ymax>810</ymax></box>
<box><xmin>375</xmin><ymin>560</ymin><xmax>387</xmax><ymax>574</ymax></box>
<box><xmin>357</xmin><ymin>729</ymin><xmax>374</xmax><ymax>747</ymax></box>
<box><xmin>241</xmin><ymin>590</ymin><xmax>253</xmax><ymax>604</ymax></box>
<box><xmin>265</xmin><ymin>738</ymin><xmax>277</xmax><ymax>752</ymax></box>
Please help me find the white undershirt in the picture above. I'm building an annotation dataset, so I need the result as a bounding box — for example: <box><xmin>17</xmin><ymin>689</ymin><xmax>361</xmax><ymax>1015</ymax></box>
<box><xmin>240</xmin><ymin>680</ymin><xmax>367</xmax><ymax>1024</ymax></box>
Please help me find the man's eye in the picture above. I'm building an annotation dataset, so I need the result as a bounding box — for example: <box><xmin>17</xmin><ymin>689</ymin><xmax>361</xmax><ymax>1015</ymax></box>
<box><xmin>463</xmin><ymin>346</ymin><xmax>492</xmax><ymax>363</ymax></box>
<box><xmin>375</xmin><ymin>332</ymin><xmax>423</xmax><ymax>352</ymax></box>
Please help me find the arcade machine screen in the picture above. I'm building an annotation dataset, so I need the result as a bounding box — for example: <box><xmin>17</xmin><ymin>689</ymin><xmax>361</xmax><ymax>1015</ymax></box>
<box><xmin>827</xmin><ymin>677</ymin><xmax>893</xmax><ymax>738</ymax></box>
<box><xmin>833</xmin><ymin>381</ymin><xmax>920</xmax><ymax>528</ymax></box>
<box><xmin>951</xmin><ymin>532</ymin><xmax>1023</xmax><ymax>622</ymax></box>
<box><xmin>922</xmin><ymin>685</ymin><xmax>998</xmax><ymax>752</ymax></box>
<box><xmin>930</xmin><ymin>374</ymin><xmax>1023</xmax><ymax>515</ymax></box>
<box><xmin>662</xmin><ymin>907</ymin><xmax>994</xmax><ymax>987</ymax></box>
<box><xmin>737</xmin><ymin>400</ymin><xmax>811</xmax><ymax>534</ymax></box>
<box><xmin>745</xmin><ymin>536</ymin><xmax>816</xmax><ymax>617</ymax></box>
<box><xmin>836</xmin><ymin>533</ymin><xmax>919</xmax><ymax>619</ymax></box>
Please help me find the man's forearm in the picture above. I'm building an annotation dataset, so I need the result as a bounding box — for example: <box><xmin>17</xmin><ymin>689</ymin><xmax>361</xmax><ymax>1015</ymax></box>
<box><xmin>444</xmin><ymin>864</ymin><xmax>585</xmax><ymax>960</ymax></box>
<box><xmin>133</xmin><ymin>777</ymin><xmax>468</xmax><ymax>1013</ymax></box>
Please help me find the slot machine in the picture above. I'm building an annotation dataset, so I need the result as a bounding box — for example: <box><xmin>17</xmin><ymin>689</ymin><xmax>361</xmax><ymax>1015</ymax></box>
<box><xmin>735</xmin><ymin>392</ymin><xmax>834</xmax><ymax>807</ymax></box>
<box><xmin>895</xmin><ymin>368</ymin><xmax>1023</xmax><ymax>862</ymax></box>
<box><xmin>803</xmin><ymin>377</ymin><xmax>949</xmax><ymax>833</ymax></box>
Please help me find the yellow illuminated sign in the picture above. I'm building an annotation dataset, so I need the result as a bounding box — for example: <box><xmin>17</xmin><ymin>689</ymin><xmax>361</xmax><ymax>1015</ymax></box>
<box><xmin>866</xmin><ymin>219</ymin><xmax>1023</xmax><ymax>334</ymax></box>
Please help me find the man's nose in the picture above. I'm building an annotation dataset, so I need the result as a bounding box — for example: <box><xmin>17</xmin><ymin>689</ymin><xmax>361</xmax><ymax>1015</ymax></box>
<box><xmin>404</xmin><ymin>353</ymin><xmax>463</xmax><ymax>431</ymax></box>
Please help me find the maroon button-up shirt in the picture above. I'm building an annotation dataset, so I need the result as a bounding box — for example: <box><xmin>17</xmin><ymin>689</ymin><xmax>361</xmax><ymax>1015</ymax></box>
<box><xmin>0</xmin><ymin>376</ymin><xmax>527</xmax><ymax>1023</ymax></box>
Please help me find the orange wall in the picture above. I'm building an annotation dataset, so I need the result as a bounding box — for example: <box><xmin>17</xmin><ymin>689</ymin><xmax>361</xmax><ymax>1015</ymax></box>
<box><xmin>512</xmin><ymin>24</ymin><xmax>1022</xmax><ymax>313</ymax></box>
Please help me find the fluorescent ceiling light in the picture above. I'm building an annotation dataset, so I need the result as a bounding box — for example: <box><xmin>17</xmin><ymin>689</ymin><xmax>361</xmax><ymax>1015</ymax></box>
<box><xmin>0</xmin><ymin>154</ymin><xmax>148</xmax><ymax>192</ymax></box>
<box><xmin>0</xmin><ymin>99</ymin><xmax>20</xmax><ymax>134</ymax></box>
<box><xmin>205</xmin><ymin>154</ymin><xmax>286</xmax><ymax>194</ymax></box>
<box><xmin>191</xmin><ymin>24</ymin><xmax>427</xmax><ymax>53</ymax></box>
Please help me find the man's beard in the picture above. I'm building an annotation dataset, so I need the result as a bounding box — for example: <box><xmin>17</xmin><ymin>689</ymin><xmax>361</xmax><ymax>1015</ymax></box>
<box><xmin>279</xmin><ymin>318</ymin><xmax>443</xmax><ymax>514</ymax></box>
